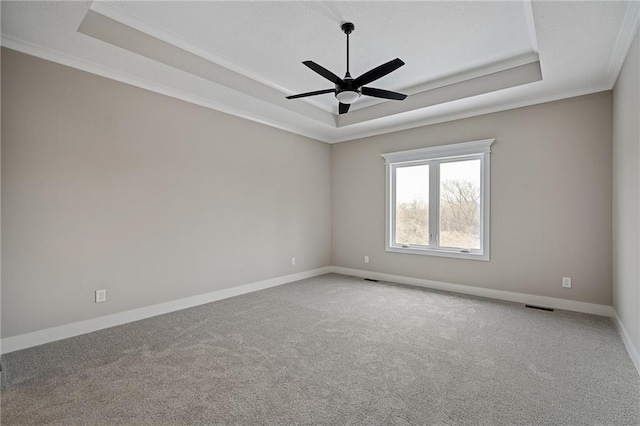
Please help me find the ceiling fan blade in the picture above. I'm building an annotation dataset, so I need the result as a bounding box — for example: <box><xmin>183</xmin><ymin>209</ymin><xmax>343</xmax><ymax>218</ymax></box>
<box><xmin>353</xmin><ymin>58</ymin><xmax>405</xmax><ymax>88</ymax></box>
<box><xmin>303</xmin><ymin>61</ymin><xmax>343</xmax><ymax>85</ymax></box>
<box><xmin>339</xmin><ymin>103</ymin><xmax>350</xmax><ymax>114</ymax></box>
<box><xmin>286</xmin><ymin>88</ymin><xmax>336</xmax><ymax>99</ymax></box>
<box><xmin>361</xmin><ymin>87</ymin><xmax>407</xmax><ymax>101</ymax></box>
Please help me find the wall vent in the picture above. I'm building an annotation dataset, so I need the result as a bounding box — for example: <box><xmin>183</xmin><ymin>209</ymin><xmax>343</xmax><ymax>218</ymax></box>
<box><xmin>525</xmin><ymin>304</ymin><xmax>554</xmax><ymax>312</ymax></box>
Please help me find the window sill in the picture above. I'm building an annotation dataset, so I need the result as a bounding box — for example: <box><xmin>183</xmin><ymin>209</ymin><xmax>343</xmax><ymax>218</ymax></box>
<box><xmin>386</xmin><ymin>246</ymin><xmax>490</xmax><ymax>261</ymax></box>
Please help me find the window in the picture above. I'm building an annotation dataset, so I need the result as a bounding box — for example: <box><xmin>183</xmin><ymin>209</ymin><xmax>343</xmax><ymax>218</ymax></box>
<box><xmin>382</xmin><ymin>139</ymin><xmax>494</xmax><ymax>261</ymax></box>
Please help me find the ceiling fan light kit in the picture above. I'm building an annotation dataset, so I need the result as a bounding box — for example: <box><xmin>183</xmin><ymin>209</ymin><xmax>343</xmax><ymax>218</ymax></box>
<box><xmin>286</xmin><ymin>21</ymin><xmax>407</xmax><ymax>114</ymax></box>
<box><xmin>335</xmin><ymin>90</ymin><xmax>360</xmax><ymax>104</ymax></box>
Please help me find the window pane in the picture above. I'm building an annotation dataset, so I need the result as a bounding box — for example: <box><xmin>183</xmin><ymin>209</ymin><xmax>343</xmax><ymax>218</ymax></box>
<box><xmin>395</xmin><ymin>165</ymin><xmax>429</xmax><ymax>245</ymax></box>
<box><xmin>439</xmin><ymin>159</ymin><xmax>481</xmax><ymax>249</ymax></box>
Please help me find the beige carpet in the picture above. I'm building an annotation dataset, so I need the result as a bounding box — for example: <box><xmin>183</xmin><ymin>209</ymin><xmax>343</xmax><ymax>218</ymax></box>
<box><xmin>1</xmin><ymin>273</ymin><xmax>639</xmax><ymax>425</ymax></box>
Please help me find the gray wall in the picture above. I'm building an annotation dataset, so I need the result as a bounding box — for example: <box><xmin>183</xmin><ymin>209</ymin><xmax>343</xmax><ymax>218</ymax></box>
<box><xmin>613</xmin><ymin>28</ymin><xmax>640</xmax><ymax>359</ymax></box>
<box><xmin>1</xmin><ymin>48</ymin><xmax>332</xmax><ymax>338</ymax></box>
<box><xmin>332</xmin><ymin>92</ymin><xmax>613</xmax><ymax>305</ymax></box>
<box><xmin>1</xmin><ymin>46</ymin><xmax>619</xmax><ymax>340</ymax></box>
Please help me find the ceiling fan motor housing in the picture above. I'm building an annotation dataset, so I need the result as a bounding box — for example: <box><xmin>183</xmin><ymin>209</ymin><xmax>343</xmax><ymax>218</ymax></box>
<box><xmin>335</xmin><ymin>75</ymin><xmax>361</xmax><ymax>104</ymax></box>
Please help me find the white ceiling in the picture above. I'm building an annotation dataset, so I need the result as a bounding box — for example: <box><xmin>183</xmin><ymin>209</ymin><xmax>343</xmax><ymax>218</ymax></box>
<box><xmin>105</xmin><ymin>1</ymin><xmax>537</xmax><ymax>112</ymax></box>
<box><xmin>2</xmin><ymin>1</ymin><xmax>639</xmax><ymax>143</ymax></box>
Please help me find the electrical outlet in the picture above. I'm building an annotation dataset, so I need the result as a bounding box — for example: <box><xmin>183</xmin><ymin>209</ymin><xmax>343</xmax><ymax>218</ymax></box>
<box><xmin>95</xmin><ymin>289</ymin><xmax>106</xmax><ymax>303</ymax></box>
<box><xmin>364</xmin><ymin>256</ymin><xmax>370</xmax><ymax>264</ymax></box>
<box><xmin>291</xmin><ymin>257</ymin><xmax>296</xmax><ymax>266</ymax></box>
<box><xmin>562</xmin><ymin>277</ymin><xmax>572</xmax><ymax>288</ymax></box>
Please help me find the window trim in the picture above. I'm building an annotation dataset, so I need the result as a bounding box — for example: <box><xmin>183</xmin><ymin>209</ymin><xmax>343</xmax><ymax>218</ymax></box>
<box><xmin>382</xmin><ymin>139</ymin><xmax>494</xmax><ymax>261</ymax></box>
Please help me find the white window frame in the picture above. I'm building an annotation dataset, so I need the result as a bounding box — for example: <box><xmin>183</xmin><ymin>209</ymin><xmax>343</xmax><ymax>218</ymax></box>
<box><xmin>382</xmin><ymin>139</ymin><xmax>494</xmax><ymax>261</ymax></box>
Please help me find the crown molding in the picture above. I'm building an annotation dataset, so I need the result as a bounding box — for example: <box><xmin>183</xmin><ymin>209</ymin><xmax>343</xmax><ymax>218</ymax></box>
<box><xmin>329</xmin><ymin>84</ymin><xmax>612</xmax><ymax>143</ymax></box>
<box><xmin>351</xmin><ymin>52</ymin><xmax>540</xmax><ymax>112</ymax></box>
<box><xmin>89</xmin><ymin>2</ymin><xmax>292</xmax><ymax>99</ymax></box>
<box><xmin>339</xmin><ymin>61</ymin><xmax>542</xmax><ymax>127</ymax></box>
<box><xmin>604</xmin><ymin>0</ymin><xmax>640</xmax><ymax>87</ymax></box>
<box><xmin>0</xmin><ymin>36</ymin><xmax>333</xmax><ymax>142</ymax></box>
<box><xmin>1</xmin><ymin>35</ymin><xmax>613</xmax><ymax>145</ymax></box>
<box><xmin>77</xmin><ymin>9</ymin><xmax>336</xmax><ymax>127</ymax></box>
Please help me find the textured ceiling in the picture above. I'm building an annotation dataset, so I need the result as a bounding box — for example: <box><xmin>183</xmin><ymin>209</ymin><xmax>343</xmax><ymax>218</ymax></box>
<box><xmin>1</xmin><ymin>1</ymin><xmax>639</xmax><ymax>143</ymax></box>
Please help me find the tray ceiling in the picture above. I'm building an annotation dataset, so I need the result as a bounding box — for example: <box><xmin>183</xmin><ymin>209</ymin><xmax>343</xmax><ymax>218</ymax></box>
<box><xmin>2</xmin><ymin>1</ymin><xmax>639</xmax><ymax>143</ymax></box>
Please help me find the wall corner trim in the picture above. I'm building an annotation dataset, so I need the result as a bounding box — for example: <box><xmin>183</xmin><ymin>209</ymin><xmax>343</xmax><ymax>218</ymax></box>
<box><xmin>330</xmin><ymin>266</ymin><xmax>614</xmax><ymax>317</ymax></box>
<box><xmin>612</xmin><ymin>310</ymin><xmax>640</xmax><ymax>377</ymax></box>
<box><xmin>0</xmin><ymin>267</ymin><xmax>332</xmax><ymax>354</ymax></box>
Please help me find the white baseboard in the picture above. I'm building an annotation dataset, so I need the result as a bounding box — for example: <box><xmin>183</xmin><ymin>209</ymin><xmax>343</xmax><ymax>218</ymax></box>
<box><xmin>612</xmin><ymin>310</ymin><xmax>640</xmax><ymax>376</ymax></box>
<box><xmin>331</xmin><ymin>266</ymin><xmax>614</xmax><ymax>317</ymax></box>
<box><xmin>0</xmin><ymin>266</ymin><xmax>618</xmax><ymax>355</ymax></box>
<box><xmin>0</xmin><ymin>267</ymin><xmax>331</xmax><ymax>354</ymax></box>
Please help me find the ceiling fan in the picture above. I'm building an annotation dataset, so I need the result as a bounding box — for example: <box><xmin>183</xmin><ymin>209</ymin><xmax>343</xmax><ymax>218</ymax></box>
<box><xmin>286</xmin><ymin>22</ymin><xmax>407</xmax><ymax>114</ymax></box>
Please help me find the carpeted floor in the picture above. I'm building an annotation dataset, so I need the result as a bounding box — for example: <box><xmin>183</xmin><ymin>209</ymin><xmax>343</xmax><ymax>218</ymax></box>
<box><xmin>1</xmin><ymin>273</ymin><xmax>639</xmax><ymax>425</ymax></box>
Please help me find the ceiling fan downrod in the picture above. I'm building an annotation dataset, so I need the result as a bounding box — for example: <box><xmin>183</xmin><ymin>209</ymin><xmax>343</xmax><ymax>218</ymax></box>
<box><xmin>336</xmin><ymin>21</ymin><xmax>359</xmax><ymax>105</ymax></box>
<box><xmin>342</xmin><ymin>22</ymin><xmax>355</xmax><ymax>78</ymax></box>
